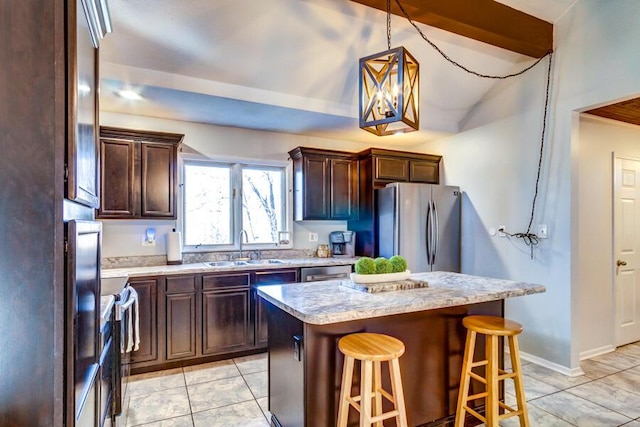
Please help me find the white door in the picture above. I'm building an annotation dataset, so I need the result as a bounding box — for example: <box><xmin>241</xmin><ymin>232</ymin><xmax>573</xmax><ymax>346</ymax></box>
<box><xmin>613</xmin><ymin>156</ymin><xmax>640</xmax><ymax>346</ymax></box>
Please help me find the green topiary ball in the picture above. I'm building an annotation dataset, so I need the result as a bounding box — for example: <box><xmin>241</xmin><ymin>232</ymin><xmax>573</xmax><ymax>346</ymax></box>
<box><xmin>389</xmin><ymin>255</ymin><xmax>408</xmax><ymax>273</ymax></box>
<box><xmin>374</xmin><ymin>257</ymin><xmax>393</xmax><ymax>274</ymax></box>
<box><xmin>355</xmin><ymin>257</ymin><xmax>377</xmax><ymax>274</ymax></box>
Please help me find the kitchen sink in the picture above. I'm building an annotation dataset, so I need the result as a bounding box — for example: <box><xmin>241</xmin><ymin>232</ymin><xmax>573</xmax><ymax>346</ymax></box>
<box><xmin>205</xmin><ymin>259</ymin><xmax>284</xmax><ymax>267</ymax></box>
<box><xmin>206</xmin><ymin>261</ymin><xmax>249</xmax><ymax>267</ymax></box>
<box><xmin>247</xmin><ymin>259</ymin><xmax>284</xmax><ymax>265</ymax></box>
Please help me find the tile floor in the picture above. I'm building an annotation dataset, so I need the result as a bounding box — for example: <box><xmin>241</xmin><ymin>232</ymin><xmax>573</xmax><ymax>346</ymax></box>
<box><xmin>123</xmin><ymin>342</ymin><xmax>640</xmax><ymax>427</ymax></box>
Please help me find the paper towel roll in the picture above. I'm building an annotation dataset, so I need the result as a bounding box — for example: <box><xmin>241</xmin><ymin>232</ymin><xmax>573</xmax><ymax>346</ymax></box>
<box><xmin>166</xmin><ymin>231</ymin><xmax>183</xmax><ymax>265</ymax></box>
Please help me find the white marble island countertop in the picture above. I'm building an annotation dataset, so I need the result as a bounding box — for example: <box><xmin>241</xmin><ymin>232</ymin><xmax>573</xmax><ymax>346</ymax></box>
<box><xmin>257</xmin><ymin>271</ymin><xmax>546</xmax><ymax>325</ymax></box>
<box><xmin>101</xmin><ymin>257</ymin><xmax>356</xmax><ymax>279</ymax></box>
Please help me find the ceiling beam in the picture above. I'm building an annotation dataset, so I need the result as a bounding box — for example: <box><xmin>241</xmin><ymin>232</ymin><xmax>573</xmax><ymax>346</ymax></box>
<box><xmin>351</xmin><ymin>0</ymin><xmax>553</xmax><ymax>58</ymax></box>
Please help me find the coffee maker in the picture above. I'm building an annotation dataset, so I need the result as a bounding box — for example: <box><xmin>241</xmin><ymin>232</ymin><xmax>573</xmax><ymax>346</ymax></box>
<box><xmin>329</xmin><ymin>231</ymin><xmax>356</xmax><ymax>258</ymax></box>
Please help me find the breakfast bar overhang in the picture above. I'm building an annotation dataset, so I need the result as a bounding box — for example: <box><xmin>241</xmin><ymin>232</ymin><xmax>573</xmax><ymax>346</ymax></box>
<box><xmin>258</xmin><ymin>271</ymin><xmax>546</xmax><ymax>427</ymax></box>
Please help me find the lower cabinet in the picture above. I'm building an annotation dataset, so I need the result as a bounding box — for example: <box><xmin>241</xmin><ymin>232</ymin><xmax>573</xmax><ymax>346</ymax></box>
<box><xmin>128</xmin><ymin>268</ymin><xmax>300</xmax><ymax>372</ymax></box>
<box><xmin>165</xmin><ymin>275</ymin><xmax>197</xmax><ymax>360</ymax></box>
<box><xmin>202</xmin><ymin>273</ymin><xmax>251</xmax><ymax>354</ymax></box>
<box><xmin>128</xmin><ymin>278</ymin><xmax>159</xmax><ymax>366</ymax></box>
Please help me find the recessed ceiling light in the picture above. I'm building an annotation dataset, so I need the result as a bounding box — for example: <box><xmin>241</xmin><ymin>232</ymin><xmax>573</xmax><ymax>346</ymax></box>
<box><xmin>116</xmin><ymin>90</ymin><xmax>143</xmax><ymax>100</ymax></box>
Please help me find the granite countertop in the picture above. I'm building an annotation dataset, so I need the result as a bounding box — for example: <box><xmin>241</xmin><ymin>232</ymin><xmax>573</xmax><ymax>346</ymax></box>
<box><xmin>101</xmin><ymin>257</ymin><xmax>356</xmax><ymax>279</ymax></box>
<box><xmin>257</xmin><ymin>271</ymin><xmax>546</xmax><ymax>325</ymax></box>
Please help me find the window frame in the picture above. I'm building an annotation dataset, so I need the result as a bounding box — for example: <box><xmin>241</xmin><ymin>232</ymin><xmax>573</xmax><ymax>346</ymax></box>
<box><xmin>178</xmin><ymin>153</ymin><xmax>293</xmax><ymax>253</ymax></box>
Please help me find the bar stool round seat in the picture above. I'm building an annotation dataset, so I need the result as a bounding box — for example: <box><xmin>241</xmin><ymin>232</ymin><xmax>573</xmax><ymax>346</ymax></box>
<box><xmin>455</xmin><ymin>315</ymin><xmax>530</xmax><ymax>427</ymax></box>
<box><xmin>337</xmin><ymin>333</ymin><xmax>408</xmax><ymax>427</ymax></box>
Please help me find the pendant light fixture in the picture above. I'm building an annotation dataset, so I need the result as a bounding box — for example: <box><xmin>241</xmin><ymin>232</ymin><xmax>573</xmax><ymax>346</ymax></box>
<box><xmin>359</xmin><ymin>0</ymin><xmax>419</xmax><ymax>136</ymax></box>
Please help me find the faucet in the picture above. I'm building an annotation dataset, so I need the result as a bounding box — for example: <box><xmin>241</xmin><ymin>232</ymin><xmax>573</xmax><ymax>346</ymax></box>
<box><xmin>238</xmin><ymin>229</ymin><xmax>249</xmax><ymax>260</ymax></box>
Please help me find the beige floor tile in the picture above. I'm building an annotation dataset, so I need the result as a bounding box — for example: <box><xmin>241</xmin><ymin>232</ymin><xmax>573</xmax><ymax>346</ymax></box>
<box><xmin>126</xmin><ymin>387</ymin><xmax>191</xmax><ymax>427</ymax></box>
<box><xmin>234</xmin><ymin>353</ymin><xmax>268</xmax><ymax>375</ymax></box>
<box><xmin>128</xmin><ymin>368</ymin><xmax>185</xmax><ymax>397</ymax></box>
<box><xmin>183</xmin><ymin>359</ymin><xmax>241</xmax><ymax>386</ymax></box>
<box><xmin>591</xmin><ymin>351</ymin><xmax>640</xmax><ymax>370</ymax></box>
<box><xmin>243</xmin><ymin>371</ymin><xmax>268</xmax><ymax>399</ymax></box>
<box><xmin>521</xmin><ymin>363</ymin><xmax>590</xmax><ymax>390</ymax></box>
<box><xmin>256</xmin><ymin>396</ymin><xmax>270</xmax><ymax>421</ymax></box>
<box><xmin>599</xmin><ymin>369</ymin><xmax>640</xmax><ymax>396</ymax></box>
<box><xmin>187</xmin><ymin>375</ymin><xmax>254</xmax><ymax>413</ymax></box>
<box><xmin>129</xmin><ymin>415</ymin><xmax>194</xmax><ymax>427</ymax></box>
<box><xmin>566</xmin><ymin>378</ymin><xmax>640</xmax><ymax>418</ymax></box>
<box><xmin>616</xmin><ymin>343</ymin><xmax>640</xmax><ymax>359</ymax></box>
<box><xmin>530</xmin><ymin>391</ymin><xmax>632</xmax><ymax>426</ymax></box>
<box><xmin>192</xmin><ymin>400</ymin><xmax>269</xmax><ymax>427</ymax></box>
<box><xmin>580</xmin><ymin>358</ymin><xmax>622</xmax><ymax>379</ymax></box>
<box><xmin>504</xmin><ymin>373</ymin><xmax>560</xmax><ymax>400</ymax></box>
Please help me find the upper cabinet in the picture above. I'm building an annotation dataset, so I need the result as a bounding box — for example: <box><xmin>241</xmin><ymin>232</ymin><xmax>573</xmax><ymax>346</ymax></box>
<box><xmin>348</xmin><ymin>148</ymin><xmax>442</xmax><ymax>256</ymax></box>
<box><xmin>364</xmin><ymin>148</ymin><xmax>441</xmax><ymax>187</ymax></box>
<box><xmin>289</xmin><ymin>147</ymin><xmax>358</xmax><ymax>221</ymax></box>
<box><xmin>97</xmin><ymin>127</ymin><xmax>184</xmax><ymax>219</ymax></box>
<box><xmin>65</xmin><ymin>0</ymin><xmax>112</xmax><ymax>208</ymax></box>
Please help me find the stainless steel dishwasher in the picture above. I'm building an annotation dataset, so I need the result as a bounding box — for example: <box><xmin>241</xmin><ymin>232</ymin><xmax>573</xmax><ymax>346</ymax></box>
<box><xmin>299</xmin><ymin>264</ymin><xmax>352</xmax><ymax>282</ymax></box>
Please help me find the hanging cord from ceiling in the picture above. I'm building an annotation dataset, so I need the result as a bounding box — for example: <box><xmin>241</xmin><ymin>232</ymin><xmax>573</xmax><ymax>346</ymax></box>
<box><xmin>391</xmin><ymin>0</ymin><xmax>554</xmax><ymax>259</ymax></box>
<box><xmin>392</xmin><ymin>0</ymin><xmax>553</xmax><ymax>78</ymax></box>
<box><xmin>502</xmin><ymin>51</ymin><xmax>553</xmax><ymax>259</ymax></box>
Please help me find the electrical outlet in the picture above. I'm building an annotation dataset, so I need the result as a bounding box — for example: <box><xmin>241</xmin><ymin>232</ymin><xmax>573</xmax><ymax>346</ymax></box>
<box><xmin>538</xmin><ymin>224</ymin><xmax>548</xmax><ymax>239</ymax></box>
<box><xmin>141</xmin><ymin>235</ymin><xmax>156</xmax><ymax>246</ymax></box>
<box><xmin>498</xmin><ymin>225</ymin><xmax>506</xmax><ymax>237</ymax></box>
<box><xmin>309</xmin><ymin>232</ymin><xmax>318</xmax><ymax>242</ymax></box>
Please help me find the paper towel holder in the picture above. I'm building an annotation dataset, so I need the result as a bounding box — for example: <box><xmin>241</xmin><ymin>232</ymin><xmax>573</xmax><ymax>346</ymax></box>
<box><xmin>166</xmin><ymin>228</ymin><xmax>183</xmax><ymax>265</ymax></box>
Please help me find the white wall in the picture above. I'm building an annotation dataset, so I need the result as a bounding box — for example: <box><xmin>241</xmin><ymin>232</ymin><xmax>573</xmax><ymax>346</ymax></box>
<box><xmin>409</xmin><ymin>0</ymin><xmax>640</xmax><ymax>372</ymax></box>
<box><xmin>99</xmin><ymin>112</ymin><xmax>386</xmax><ymax>257</ymax></box>
<box><xmin>577</xmin><ymin>115</ymin><xmax>640</xmax><ymax>357</ymax></box>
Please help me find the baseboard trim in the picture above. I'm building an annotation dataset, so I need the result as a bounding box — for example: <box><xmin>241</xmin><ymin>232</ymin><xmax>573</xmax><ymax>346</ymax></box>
<box><xmin>506</xmin><ymin>348</ymin><xmax>585</xmax><ymax>377</ymax></box>
<box><xmin>579</xmin><ymin>344</ymin><xmax>615</xmax><ymax>361</ymax></box>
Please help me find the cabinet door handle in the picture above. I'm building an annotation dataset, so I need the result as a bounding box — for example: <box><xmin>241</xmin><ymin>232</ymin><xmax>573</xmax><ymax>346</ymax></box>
<box><xmin>617</xmin><ymin>260</ymin><xmax>627</xmax><ymax>266</ymax></box>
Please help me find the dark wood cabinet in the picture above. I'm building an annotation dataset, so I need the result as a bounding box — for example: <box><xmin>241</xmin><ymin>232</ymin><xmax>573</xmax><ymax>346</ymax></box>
<box><xmin>289</xmin><ymin>147</ymin><xmax>358</xmax><ymax>221</ymax></box>
<box><xmin>164</xmin><ymin>275</ymin><xmax>197</xmax><ymax>361</ymax></box>
<box><xmin>128</xmin><ymin>278</ymin><xmax>159</xmax><ymax>365</ymax></box>
<box><xmin>252</xmin><ymin>269</ymin><xmax>299</xmax><ymax>347</ymax></box>
<box><xmin>202</xmin><ymin>273</ymin><xmax>251</xmax><ymax>354</ymax></box>
<box><xmin>348</xmin><ymin>148</ymin><xmax>442</xmax><ymax>256</ymax></box>
<box><xmin>129</xmin><ymin>268</ymin><xmax>297</xmax><ymax>373</ymax></box>
<box><xmin>97</xmin><ymin>127</ymin><xmax>183</xmax><ymax>219</ymax></box>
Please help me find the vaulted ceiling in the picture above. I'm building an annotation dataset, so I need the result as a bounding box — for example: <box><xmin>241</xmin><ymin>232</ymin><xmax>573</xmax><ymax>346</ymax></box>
<box><xmin>99</xmin><ymin>0</ymin><xmax>577</xmax><ymax>146</ymax></box>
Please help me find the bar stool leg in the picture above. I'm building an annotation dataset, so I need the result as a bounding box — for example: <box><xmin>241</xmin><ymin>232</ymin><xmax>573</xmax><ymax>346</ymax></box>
<box><xmin>454</xmin><ymin>329</ymin><xmax>476</xmax><ymax>427</ymax></box>
<box><xmin>485</xmin><ymin>334</ymin><xmax>499</xmax><ymax>427</ymax></box>
<box><xmin>389</xmin><ymin>357</ymin><xmax>408</xmax><ymax>427</ymax></box>
<box><xmin>509</xmin><ymin>335</ymin><xmax>530</xmax><ymax>427</ymax></box>
<box><xmin>337</xmin><ymin>356</ymin><xmax>354</xmax><ymax>427</ymax></box>
<box><xmin>373</xmin><ymin>361</ymin><xmax>383</xmax><ymax>427</ymax></box>
<box><xmin>361</xmin><ymin>360</ymin><xmax>373</xmax><ymax>427</ymax></box>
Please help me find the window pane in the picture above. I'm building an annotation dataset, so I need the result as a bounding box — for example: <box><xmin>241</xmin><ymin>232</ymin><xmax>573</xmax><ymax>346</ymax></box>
<box><xmin>184</xmin><ymin>163</ymin><xmax>231</xmax><ymax>245</ymax></box>
<box><xmin>242</xmin><ymin>167</ymin><xmax>284</xmax><ymax>243</ymax></box>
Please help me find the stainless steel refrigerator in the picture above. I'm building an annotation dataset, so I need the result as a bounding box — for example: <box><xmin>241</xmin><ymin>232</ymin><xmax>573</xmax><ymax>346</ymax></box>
<box><xmin>377</xmin><ymin>183</ymin><xmax>460</xmax><ymax>272</ymax></box>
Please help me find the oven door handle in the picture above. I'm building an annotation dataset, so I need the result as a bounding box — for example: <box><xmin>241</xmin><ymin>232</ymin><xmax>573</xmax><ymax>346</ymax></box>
<box><xmin>116</xmin><ymin>296</ymin><xmax>136</xmax><ymax>321</ymax></box>
<box><xmin>306</xmin><ymin>273</ymin><xmax>349</xmax><ymax>281</ymax></box>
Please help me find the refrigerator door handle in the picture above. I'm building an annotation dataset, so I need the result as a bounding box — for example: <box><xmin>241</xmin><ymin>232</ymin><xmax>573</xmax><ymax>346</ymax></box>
<box><xmin>425</xmin><ymin>199</ymin><xmax>432</xmax><ymax>264</ymax></box>
<box><xmin>432</xmin><ymin>200</ymin><xmax>439</xmax><ymax>265</ymax></box>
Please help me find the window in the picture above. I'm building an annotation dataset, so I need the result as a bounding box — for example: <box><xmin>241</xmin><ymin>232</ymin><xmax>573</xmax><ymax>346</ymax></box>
<box><xmin>182</xmin><ymin>158</ymin><xmax>290</xmax><ymax>250</ymax></box>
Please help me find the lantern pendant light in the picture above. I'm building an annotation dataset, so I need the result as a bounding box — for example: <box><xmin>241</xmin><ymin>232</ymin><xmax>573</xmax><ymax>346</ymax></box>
<box><xmin>359</xmin><ymin>0</ymin><xmax>419</xmax><ymax>136</ymax></box>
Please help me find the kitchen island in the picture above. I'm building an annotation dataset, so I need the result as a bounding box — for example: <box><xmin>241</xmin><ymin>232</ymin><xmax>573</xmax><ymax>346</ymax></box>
<box><xmin>257</xmin><ymin>271</ymin><xmax>545</xmax><ymax>427</ymax></box>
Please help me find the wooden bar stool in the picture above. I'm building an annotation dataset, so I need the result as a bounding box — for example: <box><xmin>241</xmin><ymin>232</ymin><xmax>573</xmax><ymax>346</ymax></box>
<box><xmin>454</xmin><ymin>315</ymin><xmax>529</xmax><ymax>427</ymax></box>
<box><xmin>337</xmin><ymin>332</ymin><xmax>408</xmax><ymax>427</ymax></box>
